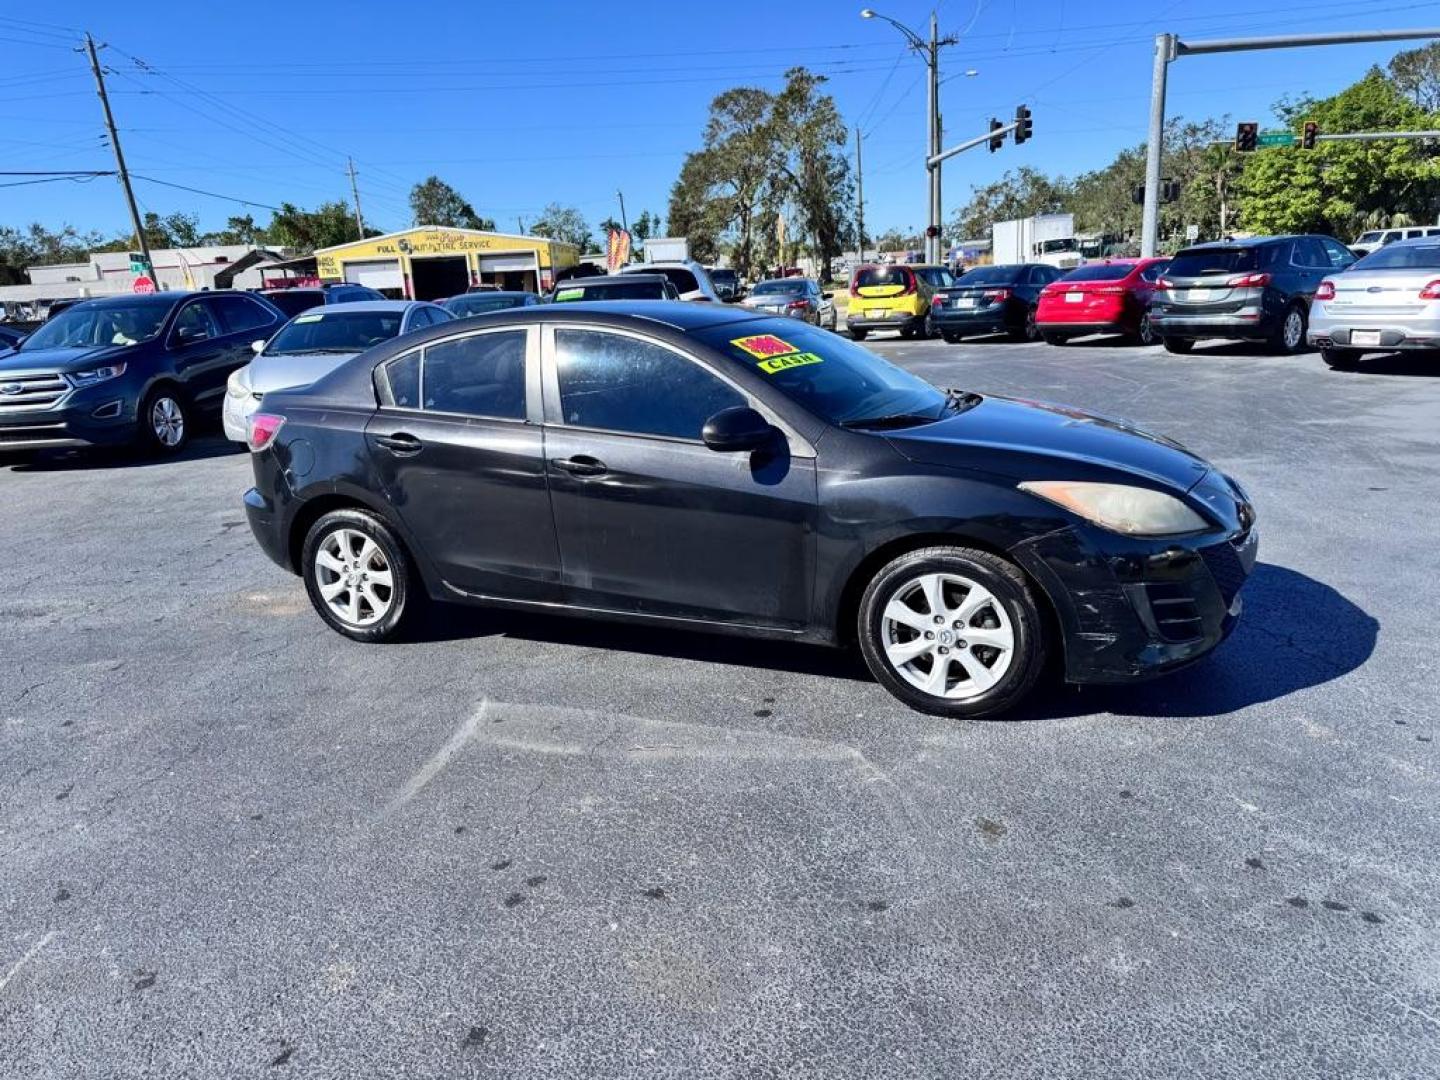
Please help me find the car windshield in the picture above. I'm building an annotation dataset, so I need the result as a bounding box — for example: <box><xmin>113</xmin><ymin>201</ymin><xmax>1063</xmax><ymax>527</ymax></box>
<box><xmin>1355</xmin><ymin>231</ymin><xmax>1382</xmax><ymax>243</ymax></box>
<box><xmin>447</xmin><ymin>295</ymin><xmax>528</xmax><ymax>315</ymax></box>
<box><xmin>1166</xmin><ymin>248</ymin><xmax>1260</xmax><ymax>276</ymax></box>
<box><xmin>1353</xmin><ymin>243</ymin><xmax>1440</xmax><ymax>269</ymax></box>
<box><xmin>1058</xmin><ymin>263</ymin><xmax>1134</xmax><ymax>282</ymax></box>
<box><xmin>21</xmin><ymin>301</ymin><xmax>169</xmax><ymax>350</ymax></box>
<box><xmin>553</xmin><ymin>281</ymin><xmax>664</xmax><ymax>301</ymax></box>
<box><xmin>711</xmin><ymin>269</ymin><xmax>738</xmax><ymax>283</ymax></box>
<box><xmin>696</xmin><ymin>319</ymin><xmax>951</xmax><ymax>427</ymax></box>
<box><xmin>915</xmin><ymin>267</ymin><xmax>955</xmax><ymax>287</ymax></box>
<box><xmin>752</xmin><ymin>280</ymin><xmax>806</xmax><ymax>295</ymax></box>
<box><xmin>265</xmin><ymin>310</ymin><xmax>404</xmax><ymax>355</ymax></box>
<box><xmin>263</xmin><ymin>291</ymin><xmax>326</xmax><ymax>318</ymax></box>
<box><xmin>1039</xmin><ymin>239</ymin><xmax>1077</xmax><ymax>254</ymax></box>
<box><xmin>955</xmin><ymin>265</ymin><xmax>1021</xmax><ymax>286</ymax></box>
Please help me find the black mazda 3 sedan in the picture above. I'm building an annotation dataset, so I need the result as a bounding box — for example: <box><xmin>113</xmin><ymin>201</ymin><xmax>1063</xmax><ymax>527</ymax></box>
<box><xmin>241</xmin><ymin>302</ymin><xmax>1257</xmax><ymax>718</ymax></box>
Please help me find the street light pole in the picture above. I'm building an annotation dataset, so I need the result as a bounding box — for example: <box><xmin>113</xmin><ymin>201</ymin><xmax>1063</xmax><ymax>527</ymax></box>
<box><xmin>616</xmin><ymin>189</ymin><xmax>629</xmax><ymax>235</ymax></box>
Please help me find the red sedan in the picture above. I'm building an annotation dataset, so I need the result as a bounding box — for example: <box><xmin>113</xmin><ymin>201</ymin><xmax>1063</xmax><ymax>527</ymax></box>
<box><xmin>1035</xmin><ymin>257</ymin><xmax>1169</xmax><ymax>345</ymax></box>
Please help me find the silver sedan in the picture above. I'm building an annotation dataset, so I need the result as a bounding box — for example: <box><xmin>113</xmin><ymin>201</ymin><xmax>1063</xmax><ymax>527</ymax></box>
<box><xmin>740</xmin><ymin>277</ymin><xmax>838</xmax><ymax>330</ymax></box>
<box><xmin>1309</xmin><ymin>237</ymin><xmax>1440</xmax><ymax>369</ymax></box>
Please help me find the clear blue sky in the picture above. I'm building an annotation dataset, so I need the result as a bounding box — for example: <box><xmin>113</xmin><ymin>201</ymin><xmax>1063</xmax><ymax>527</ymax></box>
<box><xmin>2</xmin><ymin>1</ymin><xmax>1436</xmax><ymax>243</ymax></box>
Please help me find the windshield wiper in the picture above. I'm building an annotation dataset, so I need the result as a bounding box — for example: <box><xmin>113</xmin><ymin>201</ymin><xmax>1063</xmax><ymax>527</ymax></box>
<box><xmin>268</xmin><ymin>347</ymin><xmax>358</xmax><ymax>356</ymax></box>
<box><xmin>840</xmin><ymin>412</ymin><xmax>942</xmax><ymax>430</ymax></box>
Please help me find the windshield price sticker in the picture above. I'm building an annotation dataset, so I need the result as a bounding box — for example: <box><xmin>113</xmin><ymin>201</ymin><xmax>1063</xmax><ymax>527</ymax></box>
<box><xmin>554</xmin><ymin>288</ymin><xmax>584</xmax><ymax>301</ymax></box>
<box><xmin>731</xmin><ymin>334</ymin><xmax>799</xmax><ymax>359</ymax></box>
<box><xmin>757</xmin><ymin>351</ymin><xmax>824</xmax><ymax>374</ymax></box>
<box><xmin>294</xmin><ymin>313</ymin><xmax>323</xmax><ymax>323</ymax></box>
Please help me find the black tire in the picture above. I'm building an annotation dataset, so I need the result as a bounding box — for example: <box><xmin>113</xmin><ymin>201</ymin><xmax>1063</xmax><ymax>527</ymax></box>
<box><xmin>923</xmin><ymin>313</ymin><xmax>936</xmax><ymax>339</ymax></box>
<box><xmin>302</xmin><ymin>508</ymin><xmax>426</xmax><ymax>643</ymax></box>
<box><xmin>941</xmin><ymin>332</ymin><xmax>963</xmax><ymax>344</ymax></box>
<box><xmin>137</xmin><ymin>384</ymin><xmax>191</xmax><ymax>455</ymax></box>
<box><xmin>1134</xmin><ymin>312</ymin><xmax>1159</xmax><ymax>346</ymax></box>
<box><xmin>1321</xmin><ymin>347</ymin><xmax>1361</xmax><ymax>370</ymax></box>
<box><xmin>849</xmin><ymin>328</ymin><xmax>868</xmax><ymax>341</ymax></box>
<box><xmin>1041</xmin><ymin>333</ymin><xmax>1068</xmax><ymax>346</ymax></box>
<box><xmin>1010</xmin><ymin>306</ymin><xmax>1041</xmax><ymax>342</ymax></box>
<box><xmin>1269</xmin><ymin>303</ymin><xmax>1308</xmax><ymax>355</ymax></box>
<box><xmin>857</xmin><ymin>545</ymin><xmax>1048</xmax><ymax>720</ymax></box>
<box><xmin>1162</xmin><ymin>336</ymin><xmax>1194</xmax><ymax>355</ymax></box>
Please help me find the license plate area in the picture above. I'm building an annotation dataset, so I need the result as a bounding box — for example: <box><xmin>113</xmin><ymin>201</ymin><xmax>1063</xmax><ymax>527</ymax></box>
<box><xmin>1351</xmin><ymin>329</ymin><xmax>1382</xmax><ymax>347</ymax></box>
<box><xmin>1065</xmin><ymin>292</ymin><xmax>1083</xmax><ymax>303</ymax></box>
<box><xmin>953</xmin><ymin>297</ymin><xmax>976</xmax><ymax>308</ymax></box>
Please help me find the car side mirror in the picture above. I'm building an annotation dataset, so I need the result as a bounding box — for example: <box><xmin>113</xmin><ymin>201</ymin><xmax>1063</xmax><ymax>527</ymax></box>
<box><xmin>702</xmin><ymin>406</ymin><xmax>775</xmax><ymax>453</ymax></box>
<box><xmin>251</xmin><ymin>339</ymin><xmax>267</xmax><ymax>354</ymax></box>
<box><xmin>175</xmin><ymin>326</ymin><xmax>208</xmax><ymax>345</ymax></box>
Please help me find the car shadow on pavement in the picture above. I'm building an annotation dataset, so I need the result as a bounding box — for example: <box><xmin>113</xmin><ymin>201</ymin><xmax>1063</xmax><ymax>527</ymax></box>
<box><xmin>421</xmin><ymin>605</ymin><xmax>873</xmax><ymax>682</ymax></box>
<box><xmin>1031</xmin><ymin>562</ymin><xmax>1379</xmax><ymax>721</ymax></box>
<box><xmin>1</xmin><ymin>434</ymin><xmax>244</xmax><ymax>473</ymax></box>
<box><xmin>1342</xmin><ymin>352</ymin><xmax>1440</xmax><ymax>378</ymax></box>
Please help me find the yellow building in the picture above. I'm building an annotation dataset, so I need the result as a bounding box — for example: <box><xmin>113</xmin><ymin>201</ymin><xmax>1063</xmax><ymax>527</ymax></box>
<box><xmin>314</xmin><ymin>226</ymin><xmax>579</xmax><ymax>300</ymax></box>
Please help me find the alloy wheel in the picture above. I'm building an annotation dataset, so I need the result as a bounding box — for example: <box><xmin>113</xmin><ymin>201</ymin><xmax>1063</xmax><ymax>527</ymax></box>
<box><xmin>1139</xmin><ymin>313</ymin><xmax>1156</xmax><ymax>345</ymax></box>
<box><xmin>150</xmin><ymin>397</ymin><xmax>185</xmax><ymax>447</ymax></box>
<box><xmin>313</xmin><ymin>528</ymin><xmax>395</xmax><ymax>627</ymax></box>
<box><xmin>1283</xmin><ymin>309</ymin><xmax>1303</xmax><ymax>350</ymax></box>
<box><xmin>879</xmin><ymin>571</ymin><xmax>1015</xmax><ymax>699</ymax></box>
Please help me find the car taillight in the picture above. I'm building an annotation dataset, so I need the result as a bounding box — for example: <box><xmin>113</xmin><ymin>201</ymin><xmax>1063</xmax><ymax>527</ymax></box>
<box><xmin>902</xmin><ymin>269</ymin><xmax>917</xmax><ymax>296</ymax></box>
<box><xmin>1314</xmin><ymin>280</ymin><xmax>1336</xmax><ymax>301</ymax></box>
<box><xmin>932</xmin><ymin>294</ymin><xmax>945</xmax><ymax>307</ymax></box>
<box><xmin>1157</xmin><ymin>278</ymin><xmax>1173</xmax><ymax>289</ymax></box>
<box><xmin>786</xmin><ymin>298</ymin><xmax>809</xmax><ymax>309</ymax></box>
<box><xmin>1093</xmin><ymin>286</ymin><xmax>1127</xmax><ymax>295</ymax></box>
<box><xmin>1227</xmin><ymin>272</ymin><xmax>1271</xmax><ymax>288</ymax></box>
<box><xmin>1419</xmin><ymin>279</ymin><xmax>1440</xmax><ymax>300</ymax></box>
<box><xmin>247</xmin><ymin>412</ymin><xmax>286</xmax><ymax>453</ymax></box>
<box><xmin>982</xmin><ymin>288</ymin><xmax>1011</xmax><ymax>302</ymax></box>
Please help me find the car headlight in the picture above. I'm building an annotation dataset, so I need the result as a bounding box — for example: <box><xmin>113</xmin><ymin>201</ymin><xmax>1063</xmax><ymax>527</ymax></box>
<box><xmin>226</xmin><ymin>367</ymin><xmax>253</xmax><ymax>400</ymax></box>
<box><xmin>68</xmin><ymin>362</ymin><xmax>126</xmax><ymax>387</ymax></box>
<box><xmin>1018</xmin><ymin>480</ymin><xmax>1209</xmax><ymax>536</ymax></box>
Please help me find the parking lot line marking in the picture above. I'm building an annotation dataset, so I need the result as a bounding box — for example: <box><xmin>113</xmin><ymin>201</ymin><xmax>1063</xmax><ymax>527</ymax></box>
<box><xmin>0</xmin><ymin>931</ymin><xmax>56</xmax><ymax>994</ymax></box>
<box><xmin>385</xmin><ymin>701</ymin><xmax>487</xmax><ymax>815</ymax></box>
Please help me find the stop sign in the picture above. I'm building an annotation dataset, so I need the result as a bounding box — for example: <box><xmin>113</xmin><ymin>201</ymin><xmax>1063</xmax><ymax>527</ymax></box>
<box><xmin>133</xmin><ymin>275</ymin><xmax>156</xmax><ymax>294</ymax></box>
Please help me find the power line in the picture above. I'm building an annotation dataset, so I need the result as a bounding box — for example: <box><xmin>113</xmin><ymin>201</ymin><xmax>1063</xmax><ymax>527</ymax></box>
<box><xmin>129</xmin><ymin>174</ymin><xmax>282</xmax><ymax>211</ymax></box>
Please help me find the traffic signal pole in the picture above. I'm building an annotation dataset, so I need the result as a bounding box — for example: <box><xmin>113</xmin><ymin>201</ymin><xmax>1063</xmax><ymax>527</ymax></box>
<box><xmin>1140</xmin><ymin>26</ymin><xmax>1440</xmax><ymax>257</ymax></box>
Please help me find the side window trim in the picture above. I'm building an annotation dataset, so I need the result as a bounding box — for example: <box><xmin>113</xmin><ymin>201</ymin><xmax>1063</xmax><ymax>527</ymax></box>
<box><xmin>376</xmin><ymin>325</ymin><xmax>538</xmax><ymax>424</ymax></box>
<box><xmin>537</xmin><ymin>323</ymin><xmax>814</xmax><ymax>457</ymax></box>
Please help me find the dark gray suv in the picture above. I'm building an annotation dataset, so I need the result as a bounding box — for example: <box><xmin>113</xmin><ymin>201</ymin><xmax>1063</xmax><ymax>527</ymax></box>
<box><xmin>1149</xmin><ymin>235</ymin><xmax>1355</xmax><ymax>354</ymax></box>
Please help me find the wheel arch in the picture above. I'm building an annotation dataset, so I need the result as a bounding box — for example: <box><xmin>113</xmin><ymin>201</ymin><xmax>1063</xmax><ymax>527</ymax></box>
<box><xmin>286</xmin><ymin>488</ymin><xmax>431</xmax><ymax>592</ymax></box>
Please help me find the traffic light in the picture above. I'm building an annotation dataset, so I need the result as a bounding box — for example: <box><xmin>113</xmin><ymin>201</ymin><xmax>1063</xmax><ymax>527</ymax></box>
<box><xmin>1161</xmin><ymin>180</ymin><xmax>1181</xmax><ymax>204</ymax></box>
<box><xmin>1014</xmin><ymin>104</ymin><xmax>1033</xmax><ymax>145</ymax></box>
<box><xmin>1302</xmin><ymin>121</ymin><xmax>1319</xmax><ymax>150</ymax></box>
<box><xmin>1235</xmin><ymin>121</ymin><xmax>1258</xmax><ymax>153</ymax></box>
<box><xmin>988</xmin><ymin>118</ymin><xmax>1004</xmax><ymax>153</ymax></box>
<box><xmin>1131</xmin><ymin>185</ymin><xmax>1145</xmax><ymax>206</ymax></box>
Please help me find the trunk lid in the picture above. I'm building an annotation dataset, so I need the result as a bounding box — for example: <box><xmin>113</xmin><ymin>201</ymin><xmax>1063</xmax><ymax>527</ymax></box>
<box><xmin>1323</xmin><ymin>267</ymin><xmax>1434</xmax><ymax>316</ymax></box>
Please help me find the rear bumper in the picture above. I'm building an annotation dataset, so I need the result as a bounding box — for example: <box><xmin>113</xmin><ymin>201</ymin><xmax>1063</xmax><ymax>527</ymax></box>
<box><xmin>1308</xmin><ymin>315</ymin><xmax>1440</xmax><ymax>351</ymax></box>
<box><xmin>1147</xmin><ymin>310</ymin><xmax>1270</xmax><ymax>341</ymax></box>
<box><xmin>1034</xmin><ymin>318</ymin><xmax>1130</xmax><ymax>335</ymax></box>
<box><xmin>244</xmin><ymin>484</ymin><xmax>293</xmax><ymax>572</ymax></box>
<box><xmin>931</xmin><ymin>308</ymin><xmax>1011</xmax><ymax>334</ymax></box>
<box><xmin>1010</xmin><ymin>521</ymin><xmax>1257</xmax><ymax>684</ymax></box>
<box><xmin>847</xmin><ymin>311</ymin><xmax>925</xmax><ymax>332</ymax></box>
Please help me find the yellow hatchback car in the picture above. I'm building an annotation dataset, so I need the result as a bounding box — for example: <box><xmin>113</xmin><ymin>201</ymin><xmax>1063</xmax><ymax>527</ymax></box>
<box><xmin>846</xmin><ymin>263</ymin><xmax>956</xmax><ymax>340</ymax></box>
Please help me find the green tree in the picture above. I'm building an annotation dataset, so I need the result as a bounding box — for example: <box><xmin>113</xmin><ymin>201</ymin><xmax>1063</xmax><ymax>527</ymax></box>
<box><xmin>408</xmin><ymin>176</ymin><xmax>495</xmax><ymax>230</ymax></box>
<box><xmin>532</xmin><ymin>203</ymin><xmax>594</xmax><ymax>251</ymax></box>
<box><xmin>267</xmin><ymin>201</ymin><xmax>373</xmax><ymax>251</ymax></box>
<box><xmin>1237</xmin><ymin>69</ymin><xmax>1440</xmax><ymax>236</ymax></box>
<box><xmin>1389</xmin><ymin>42</ymin><xmax>1440</xmax><ymax>111</ymax></box>
<box><xmin>951</xmin><ymin>167</ymin><xmax>1073</xmax><ymax>241</ymax></box>
<box><xmin>631</xmin><ymin>210</ymin><xmax>662</xmax><ymax>242</ymax></box>
<box><xmin>770</xmin><ymin>67</ymin><xmax>852</xmax><ymax>280</ymax></box>
<box><xmin>0</xmin><ymin>224</ymin><xmax>108</xmax><ymax>284</ymax></box>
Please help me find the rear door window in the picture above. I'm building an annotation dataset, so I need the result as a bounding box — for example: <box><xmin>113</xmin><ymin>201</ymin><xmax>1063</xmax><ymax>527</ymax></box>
<box><xmin>171</xmin><ymin>301</ymin><xmax>220</xmax><ymax>343</ymax></box>
<box><xmin>212</xmin><ymin>294</ymin><xmax>276</xmax><ymax>335</ymax></box>
<box><xmin>421</xmin><ymin>330</ymin><xmax>527</xmax><ymax>419</ymax></box>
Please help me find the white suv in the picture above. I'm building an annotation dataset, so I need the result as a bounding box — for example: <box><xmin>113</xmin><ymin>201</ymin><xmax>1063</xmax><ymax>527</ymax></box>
<box><xmin>620</xmin><ymin>260</ymin><xmax>724</xmax><ymax>302</ymax></box>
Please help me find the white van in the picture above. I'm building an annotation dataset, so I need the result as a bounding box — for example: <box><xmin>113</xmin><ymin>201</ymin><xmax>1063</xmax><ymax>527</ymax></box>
<box><xmin>1351</xmin><ymin>225</ymin><xmax>1440</xmax><ymax>257</ymax></box>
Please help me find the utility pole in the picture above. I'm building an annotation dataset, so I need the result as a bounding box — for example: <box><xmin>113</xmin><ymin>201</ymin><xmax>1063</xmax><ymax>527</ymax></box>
<box><xmin>855</xmin><ymin>125</ymin><xmax>866</xmax><ymax>260</ymax></box>
<box><xmin>616</xmin><ymin>189</ymin><xmax>629</xmax><ymax>234</ymax></box>
<box><xmin>1141</xmin><ymin>26</ymin><xmax>1440</xmax><ymax>256</ymax></box>
<box><xmin>83</xmin><ymin>32</ymin><xmax>152</xmax><ymax>282</ymax></box>
<box><xmin>346</xmin><ymin>157</ymin><xmax>365</xmax><ymax>239</ymax></box>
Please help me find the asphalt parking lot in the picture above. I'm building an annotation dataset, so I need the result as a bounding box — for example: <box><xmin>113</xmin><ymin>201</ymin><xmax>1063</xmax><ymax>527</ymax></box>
<box><xmin>3</xmin><ymin>332</ymin><xmax>1437</xmax><ymax>1079</ymax></box>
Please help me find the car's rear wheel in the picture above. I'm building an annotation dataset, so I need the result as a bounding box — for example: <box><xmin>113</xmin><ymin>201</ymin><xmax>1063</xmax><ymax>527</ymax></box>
<box><xmin>1321</xmin><ymin>346</ymin><xmax>1362</xmax><ymax>370</ymax></box>
<box><xmin>941</xmin><ymin>332</ymin><xmax>963</xmax><ymax>344</ymax></box>
<box><xmin>1042</xmin><ymin>332</ymin><xmax>1068</xmax><ymax>346</ymax></box>
<box><xmin>1163</xmin><ymin>336</ymin><xmax>1194</xmax><ymax>354</ymax></box>
<box><xmin>1010</xmin><ymin>305</ymin><xmax>1041</xmax><ymax>342</ymax></box>
<box><xmin>138</xmin><ymin>386</ymin><xmax>190</xmax><ymax>455</ymax></box>
<box><xmin>1270</xmin><ymin>304</ymin><xmax>1308</xmax><ymax>355</ymax></box>
<box><xmin>302</xmin><ymin>509</ymin><xmax>424</xmax><ymax>643</ymax></box>
<box><xmin>849</xmin><ymin>328</ymin><xmax>868</xmax><ymax>341</ymax></box>
<box><xmin>1135</xmin><ymin>312</ymin><xmax>1159</xmax><ymax>346</ymax></box>
<box><xmin>857</xmin><ymin>546</ymin><xmax>1047</xmax><ymax>719</ymax></box>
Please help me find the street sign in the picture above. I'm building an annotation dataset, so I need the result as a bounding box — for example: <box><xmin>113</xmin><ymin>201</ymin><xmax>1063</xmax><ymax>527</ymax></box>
<box><xmin>1186</xmin><ymin>224</ymin><xmax>1200</xmax><ymax>241</ymax></box>
<box><xmin>1257</xmin><ymin>131</ymin><xmax>1294</xmax><ymax>147</ymax></box>
<box><xmin>132</xmin><ymin>275</ymin><xmax>155</xmax><ymax>294</ymax></box>
<box><xmin>128</xmin><ymin>253</ymin><xmax>146</xmax><ymax>275</ymax></box>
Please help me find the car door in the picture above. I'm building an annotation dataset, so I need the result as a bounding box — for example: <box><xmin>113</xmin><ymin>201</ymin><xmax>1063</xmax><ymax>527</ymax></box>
<box><xmin>1288</xmin><ymin>239</ymin><xmax>1327</xmax><ymax>304</ymax></box>
<box><xmin>365</xmin><ymin>324</ymin><xmax>561</xmax><ymax>601</ymax></box>
<box><xmin>540</xmin><ymin>324</ymin><xmax>817</xmax><ymax>630</ymax></box>
<box><xmin>211</xmin><ymin>293</ymin><xmax>283</xmax><ymax>375</ymax></box>
<box><xmin>166</xmin><ymin>299</ymin><xmax>233</xmax><ymax>407</ymax></box>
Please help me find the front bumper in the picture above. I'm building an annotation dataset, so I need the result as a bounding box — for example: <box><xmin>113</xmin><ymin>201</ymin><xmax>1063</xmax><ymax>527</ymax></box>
<box><xmin>222</xmin><ymin>390</ymin><xmax>257</xmax><ymax>442</ymax></box>
<box><xmin>0</xmin><ymin>385</ymin><xmax>140</xmax><ymax>450</ymax></box>
<box><xmin>1011</xmin><ymin>521</ymin><xmax>1258</xmax><ymax>684</ymax></box>
<box><xmin>1308</xmin><ymin>314</ymin><xmax>1440</xmax><ymax>352</ymax></box>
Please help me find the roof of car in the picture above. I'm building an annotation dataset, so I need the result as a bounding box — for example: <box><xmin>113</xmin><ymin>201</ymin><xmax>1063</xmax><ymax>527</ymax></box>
<box><xmin>1373</xmin><ymin>235</ymin><xmax>1440</xmax><ymax>247</ymax></box>
<box><xmin>68</xmin><ymin>292</ymin><xmax>198</xmax><ymax>308</ymax></box>
<box><xmin>564</xmin><ymin>274</ymin><xmax>669</xmax><ymax>286</ymax></box>
<box><xmin>447</xmin><ymin>291</ymin><xmax>533</xmax><ymax>299</ymax></box>
<box><xmin>287</xmin><ymin>300</ymin><xmax>425</xmax><ymax>315</ymax></box>
<box><xmin>1180</xmin><ymin>235</ymin><xmax>1307</xmax><ymax>249</ymax></box>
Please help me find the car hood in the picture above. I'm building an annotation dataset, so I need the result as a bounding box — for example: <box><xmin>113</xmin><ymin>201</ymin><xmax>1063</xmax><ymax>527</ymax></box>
<box><xmin>885</xmin><ymin>394</ymin><xmax>1211</xmax><ymax>493</ymax></box>
<box><xmin>248</xmin><ymin>351</ymin><xmax>359</xmax><ymax>394</ymax></box>
<box><xmin>0</xmin><ymin>343</ymin><xmax>132</xmax><ymax>374</ymax></box>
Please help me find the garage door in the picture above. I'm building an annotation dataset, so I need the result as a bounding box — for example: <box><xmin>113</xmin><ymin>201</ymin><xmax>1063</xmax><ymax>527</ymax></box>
<box><xmin>477</xmin><ymin>254</ymin><xmax>538</xmax><ymax>274</ymax></box>
<box><xmin>343</xmin><ymin>259</ymin><xmax>403</xmax><ymax>291</ymax></box>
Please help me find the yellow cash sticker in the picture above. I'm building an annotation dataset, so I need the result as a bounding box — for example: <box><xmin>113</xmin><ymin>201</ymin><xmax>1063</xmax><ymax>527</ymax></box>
<box><xmin>757</xmin><ymin>351</ymin><xmax>824</xmax><ymax>374</ymax></box>
<box><xmin>731</xmin><ymin>333</ymin><xmax>800</xmax><ymax>360</ymax></box>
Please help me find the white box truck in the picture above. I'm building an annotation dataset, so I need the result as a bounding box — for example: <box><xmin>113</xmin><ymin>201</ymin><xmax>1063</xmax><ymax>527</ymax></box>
<box><xmin>643</xmin><ymin>237</ymin><xmax>690</xmax><ymax>264</ymax></box>
<box><xmin>991</xmin><ymin>214</ymin><xmax>1082</xmax><ymax>268</ymax></box>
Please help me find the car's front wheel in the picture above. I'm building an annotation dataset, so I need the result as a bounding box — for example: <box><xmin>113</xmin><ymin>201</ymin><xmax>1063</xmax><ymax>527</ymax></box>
<box><xmin>941</xmin><ymin>332</ymin><xmax>963</xmax><ymax>344</ymax></box>
<box><xmin>1162</xmin><ymin>336</ymin><xmax>1194</xmax><ymax>354</ymax></box>
<box><xmin>857</xmin><ymin>546</ymin><xmax>1048</xmax><ymax>719</ymax></box>
<box><xmin>849</xmin><ymin>328</ymin><xmax>868</xmax><ymax>341</ymax></box>
<box><xmin>302</xmin><ymin>509</ymin><xmax>424</xmax><ymax>643</ymax></box>
<box><xmin>1042</xmin><ymin>332</ymin><xmax>1068</xmax><ymax>346</ymax></box>
<box><xmin>137</xmin><ymin>386</ymin><xmax>191</xmax><ymax>455</ymax></box>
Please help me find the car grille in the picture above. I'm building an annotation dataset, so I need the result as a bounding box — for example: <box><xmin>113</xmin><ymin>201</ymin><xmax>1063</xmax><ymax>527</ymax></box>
<box><xmin>1143</xmin><ymin>580</ymin><xmax>1205</xmax><ymax>642</ymax></box>
<box><xmin>0</xmin><ymin>373</ymin><xmax>69</xmax><ymax>410</ymax></box>
<box><xmin>1200</xmin><ymin>538</ymin><xmax>1248</xmax><ymax>607</ymax></box>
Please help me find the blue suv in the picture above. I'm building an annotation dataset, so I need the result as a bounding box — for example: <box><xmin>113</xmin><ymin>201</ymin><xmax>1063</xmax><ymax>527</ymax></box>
<box><xmin>0</xmin><ymin>291</ymin><xmax>285</xmax><ymax>454</ymax></box>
